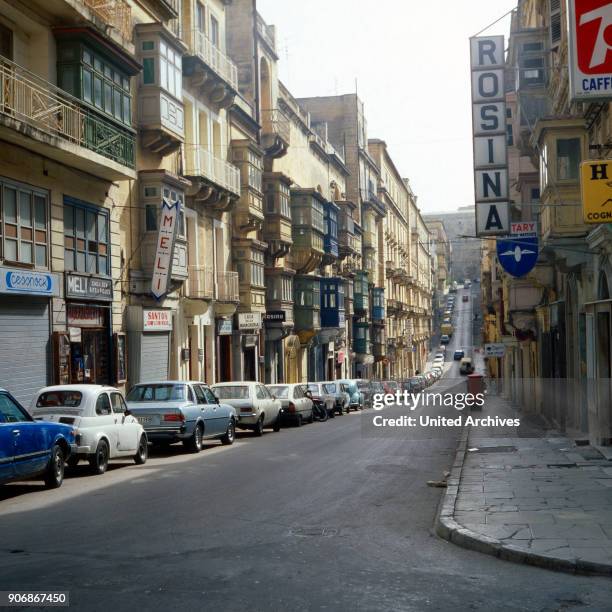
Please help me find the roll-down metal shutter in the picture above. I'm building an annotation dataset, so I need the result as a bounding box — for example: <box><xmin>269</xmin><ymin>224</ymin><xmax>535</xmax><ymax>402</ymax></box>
<box><xmin>0</xmin><ymin>296</ymin><xmax>50</xmax><ymax>407</ymax></box>
<box><xmin>140</xmin><ymin>332</ymin><xmax>170</xmax><ymax>382</ymax></box>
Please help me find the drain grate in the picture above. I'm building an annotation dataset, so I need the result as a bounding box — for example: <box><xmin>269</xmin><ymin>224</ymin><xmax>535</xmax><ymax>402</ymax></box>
<box><xmin>289</xmin><ymin>526</ymin><xmax>339</xmax><ymax>538</ymax></box>
<box><xmin>472</xmin><ymin>446</ymin><xmax>517</xmax><ymax>454</ymax></box>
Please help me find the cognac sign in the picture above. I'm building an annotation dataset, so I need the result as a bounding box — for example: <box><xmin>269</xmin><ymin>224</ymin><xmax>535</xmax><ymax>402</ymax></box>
<box><xmin>470</xmin><ymin>35</ymin><xmax>510</xmax><ymax>236</ymax></box>
<box><xmin>568</xmin><ymin>0</ymin><xmax>612</xmax><ymax>101</ymax></box>
<box><xmin>151</xmin><ymin>198</ymin><xmax>180</xmax><ymax>299</ymax></box>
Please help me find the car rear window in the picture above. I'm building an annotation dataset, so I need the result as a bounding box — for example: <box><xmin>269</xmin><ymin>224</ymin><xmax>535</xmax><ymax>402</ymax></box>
<box><xmin>268</xmin><ymin>386</ymin><xmax>289</xmax><ymax>399</ymax></box>
<box><xmin>356</xmin><ymin>381</ymin><xmax>369</xmax><ymax>390</ymax></box>
<box><xmin>323</xmin><ymin>383</ymin><xmax>337</xmax><ymax>393</ymax></box>
<box><xmin>36</xmin><ymin>391</ymin><xmax>82</xmax><ymax>408</ymax></box>
<box><xmin>307</xmin><ymin>384</ymin><xmax>320</xmax><ymax>394</ymax></box>
<box><xmin>126</xmin><ymin>384</ymin><xmax>187</xmax><ymax>402</ymax></box>
<box><xmin>212</xmin><ymin>386</ymin><xmax>249</xmax><ymax>399</ymax></box>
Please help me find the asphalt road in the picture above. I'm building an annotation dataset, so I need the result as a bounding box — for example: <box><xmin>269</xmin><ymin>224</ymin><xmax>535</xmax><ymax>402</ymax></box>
<box><xmin>2</xmin><ymin>286</ymin><xmax>612</xmax><ymax>611</ymax></box>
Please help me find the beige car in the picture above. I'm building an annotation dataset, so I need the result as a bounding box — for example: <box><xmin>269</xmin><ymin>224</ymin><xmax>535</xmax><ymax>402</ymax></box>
<box><xmin>267</xmin><ymin>384</ymin><xmax>313</xmax><ymax>427</ymax></box>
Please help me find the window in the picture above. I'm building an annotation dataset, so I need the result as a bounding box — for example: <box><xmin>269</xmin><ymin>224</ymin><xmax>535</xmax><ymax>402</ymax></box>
<box><xmin>256</xmin><ymin>386</ymin><xmax>266</xmax><ymax>400</ymax></box>
<box><xmin>36</xmin><ymin>391</ymin><xmax>83</xmax><ymax>408</ymax></box>
<box><xmin>531</xmin><ymin>187</ymin><xmax>540</xmax><ymax>202</ymax></box>
<box><xmin>212</xmin><ymin>385</ymin><xmax>249</xmax><ymax>399</ymax></box>
<box><xmin>126</xmin><ymin>384</ymin><xmax>188</xmax><ymax>401</ymax></box>
<box><xmin>0</xmin><ymin>393</ymin><xmax>29</xmax><ymax>423</ymax></box>
<box><xmin>95</xmin><ymin>393</ymin><xmax>112</xmax><ymax>416</ymax></box>
<box><xmin>210</xmin><ymin>15</ymin><xmax>219</xmax><ymax>47</ymax></box>
<box><xmin>0</xmin><ymin>180</ymin><xmax>48</xmax><ymax>267</ymax></box>
<box><xmin>506</xmin><ymin>122</ymin><xmax>514</xmax><ymax>146</ymax></box>
<box><xmin>64</xmin><ymin>200</ymin><xmax>109</xmax><ymax>276</ymax></box>
<box><xmin>110</xmin><ymin>393</ymin><xmax>128</xmax><ymax>414</ymax></box>
<box><xmin>202</xmin><ymin>387</ymin><xmax>218</xmax><ymax>404</ymax></box>
<box><xmin>143</xmin><ymin>185</ymin><xmax>185</xmax><ymax>233</ymax></box>
<box><xmin>193</xmin><ymin>385</ymin><xmax>206</xmax><ymax>404</ymax></box>
<box><xmin>557</xmin><ymin>138</ymin><xmax>581</xmax><ymax>180</ymax></box>
<box><xmin>196</xmin><ymin>2</ymin><xmax>206</xmax><ymax>32</ymax></box>
<box><xmin>550</xmin><ymin>0</ymin><xmax>561</xmax><ymax>48</ymax></box>
<box><xmin>0</xmin><ymin>23</ymin><xmax>13</xmax><ymax>60</ymax></box>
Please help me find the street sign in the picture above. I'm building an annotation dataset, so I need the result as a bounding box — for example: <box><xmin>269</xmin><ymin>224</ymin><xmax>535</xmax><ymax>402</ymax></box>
<box><xmin>484</xmin><ymin>343</ymin><xmax>505</xmax><ymax>358</ymax></box>
<box><xmin>470</xmin><ymin>35</ymin><xmax>510</xmax><ymax>236</ymax></box>
<box><xmin>568</xmin><ymin>0</ymin><xmax>612</xmax><ymax>102</ymax></box>
<box><xmin>496</xmin><ymin>222</ymin><xmax>539</xmax><ymax>278</ymax></box>
<box><xmin>238</xmin><ymin>312</ymin><xmax>262</xmax><ymax>330</ymax></box>
<box><xmin>151</xmin><ymin>198</ymin><xmax>180</xmax><ymax>299</ymax></box>
<box><xmin>581</xmin><ymin>160</ymin><xmax>612</xmax><ymax>223</ymax></box>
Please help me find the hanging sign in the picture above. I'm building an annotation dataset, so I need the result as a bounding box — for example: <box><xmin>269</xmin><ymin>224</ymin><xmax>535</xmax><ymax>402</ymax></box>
<box><xmin>151</xmin><ymin>198</ymin><xmax>180</xmax><ymax>299</ymax></box>
<box><xmin>470</xmin><ymin>35</ymin><xmax>510</xmax><ymax>236</ymax></box>
<box><xmin>496</xmin><ymin>222</ymin><xmax>538</xmax><ymax>277</ymax></box>
<box><xmin>581</xmin><ymin>159</ymin><xmax>612</xmax><ymax>222</ymax></box>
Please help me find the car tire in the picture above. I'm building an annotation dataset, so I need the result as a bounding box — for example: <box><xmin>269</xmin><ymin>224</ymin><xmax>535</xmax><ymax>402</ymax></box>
<box><xmin>295</xmin><ymin>414</ymin><xmax>303</xmax><ymax>428</ymax></box>
<box><xmin>185</xmin><ymin>423</ymin><xmax>204</xmax><ymax>453</ymax></box>
<box><xmin>272</xmin><ymin>417</ymin><xmax>281</xmax><ymax>432</ymax></box>
<box><xmin>329</xmin><ymin>408</ymin><xmax>335</xmax><ymax>419</ymax></box>
<box><xmin>67</xmin><ymin>455</ymin><xmax>80</xmax><ymax>468</ymax></box>
<box><xmin>44</xmin><ymin>444</ymin><xmax>65</xmax><ymax>489</ymax></box>
<box><xmin>308</xmin><ymin>411</ymin><xmax>314</xmax><ymax>423</ymax></box>
<box><xmin>345</xmin><ymin>403</ymin><xmax>350</xmax><ymax>414</ymax></box>
<box><xmin>134</xmin><ymin>435</ymin><xmax>148</xmax><ymax>465</ymax></box>
<box><xmin>221</xmin><ymin>419</ymin><xmax>236</xmax><ymax>445</ymax></box>
<box><xmin>253</xmin><ymin>416</ymin><xmax>264</xmax><ymax>436</ymax></box>
<box><xmin>88</xmin><ymin>440</ymin><xmax>109</xmax><ymax>475</ymax></box>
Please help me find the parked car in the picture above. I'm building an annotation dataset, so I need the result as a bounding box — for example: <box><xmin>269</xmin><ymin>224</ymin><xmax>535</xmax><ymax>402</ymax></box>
<box><xmin>440</xmin><ymin>334</ymin><xmax>450</xmax><ymax>345</ymax></box>
<box><xmin>126</xmin><ymin>381</ymin><xmax>236</xmax><ymax>452</ymax></box>
<box><xmin>306</xmin><ymin>383</ymin><xmax>336</xmax><ymax>418</ymax></box>
<box><xmin>31</xmin><ymin>385</ymin><xmax>147</xmax><ymax>475</ymax></box>
<box><xmin>454</xmin><ymin>349</ymin><xmax>465</xmax><ymax>360</ymax></box>
<box><xmin>322</xmin><ymin>381</ymin><xmax>350</xmax><ymax>415</ymax></box>
<box><xmin>409</xmin><ymin>376</ymin><xmax>425</xmax><ymax>392</ymax></box>
<box><xmin>267</xmin><ymin>384</ymin><xmax>313</xmax><ymax>427</ymax></box>
<box><xmin>438</xmin><ymin>345</ymin><xmax>447</xmax><ymax>354</ymax></box>
<box><xmin>382</xmin><ymin>380</ymin><xmax>400</xmax><ymax>395</ymax></box>
<box><xmin>1</xmin><ymin>388</ymin><xmax>76</xmax><ymax>489</ymax></box>
<box><xmin>211</xmin><ymin>382</ymin><xmax>282</xmax><ymax>436</ymax></box>
<box><xmin>462</xmin><ymin>295</ymin><xmax>469</xmax><ymax>302</ymax></box>
<box><xmin>337</xmin><ymin>379</ymin><xmax>363</xmax><ymax>411</ymax></box>
<box><xmin>399</xmin><ymin>379</ymin><xmax>414</xmax><ymax>392</ymax></box>
<box><xmin>460</xmin><ymin>358</ymin><xmax>475</xmax><ymax>375</ymax></box>
<box><xmin>356</xmin><ymin>379</ymin><xmax>374</xmax><ymax>409</ymax></box>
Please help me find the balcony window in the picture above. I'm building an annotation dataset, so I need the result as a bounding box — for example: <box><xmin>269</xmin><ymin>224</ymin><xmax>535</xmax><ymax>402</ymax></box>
<box><xmin>140</xmin><ymin>38</ymin><xmax>182</xmax><ymax>100</ymax></box>
<box><xmin>58</xmin><ymin>42</ymin><xmax>132</xmax><ymax>127</ymax></box>
<box><xmin>0</xmin><ymin>180</ymin><xmax>48</xmax><ymax>268</ymax></box>
<box><xmin>267</xmin><ymin>275</ymin><xmax>293</xmax><ymax>302</ymax></box>
<box><xmin>143</xmin><ymin>185</ymin><xmax>185</xmax><ymax>238</ymax></box>
<box><xmin>265</xmin><ymin>180</ymin><xmax>290</xmax><ymax>218</ymax></box>
<box><xmin>247</xmin><ymin>150</ymin><xmax>263</xmax><ymax>192</ymax></box>
<box><xmin>557</xmin><ymin>138</ymin><xmax>581</xmax><ymax>180</ymax></box>
<box><xmin>63</xmin><ymin>199</ymin><xmax>109</xmax><ymax>276</ymax></box>
<box><xmin>291</xmin><ymin>194</ymin><xmax>325</xmax><ymax>232</ymax></box>
<box><xmin>295</xmin><ymin>278</ymin><xmax>320</xmax><ymax>307</ymax></box>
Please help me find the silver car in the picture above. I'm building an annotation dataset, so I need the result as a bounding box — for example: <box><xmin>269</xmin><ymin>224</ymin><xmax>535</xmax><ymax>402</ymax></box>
<box><xmin>267</xmin><ymin>384</ymin><xmax>313</xmax><ymax>427</ymax></box>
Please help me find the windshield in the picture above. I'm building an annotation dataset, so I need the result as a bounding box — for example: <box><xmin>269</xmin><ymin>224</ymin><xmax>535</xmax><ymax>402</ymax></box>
<box><xmin>126</xmin><ymin>384</ymin><xmax>188</xmax><ymax>402</ymax></box>
<box><xmin>36</xmin><ymin>390</ymin><xmax>82</xmax><ymax>408</ymax></box>
<box><xmin>212</xmin><ymin>385</ymin><xmax>250</xmax><ymax>400</ymax></box>
<box><xmin>268</xmin><ymin>386</ymin><xmax>289</xmax><ymax>399</ymax></box>
<box><xmin>307</xmin><ymin>384</ymin><xmax>320</xmax><ymax>394</ymax></box>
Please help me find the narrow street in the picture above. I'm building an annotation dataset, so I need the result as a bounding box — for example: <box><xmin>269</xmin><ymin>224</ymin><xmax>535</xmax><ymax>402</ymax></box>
<box><xmin>2</xmin><ymin>287</ymin><xmax>611</xmax><ymax>612</ymax></box>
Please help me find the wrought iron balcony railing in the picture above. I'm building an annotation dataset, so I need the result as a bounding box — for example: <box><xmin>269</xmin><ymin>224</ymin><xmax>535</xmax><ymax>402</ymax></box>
<box><xmin>217</xmin><ymin>271</ymin><xmax>239</xmax><ymax>302</ymax></box>
<box><xmin>187</xmin><ymin>265</ymin><xmax>214</xmax><ymax>299</ymax></box>
<box><xmin>0</xmin><ymin>55</ymin><xmax>135</xmax><ymax>168</ymax></box>
<box><xmin>82</xmin><ymin>0</ymin><xmax>132</xmax><ymax>40</ymax></box>
<box><xmin>191</xmin><ymin>30</ymin><xmax>238</xmax><ymax>91</ymax></box>
<box><xmin>184</xmin><ymin>145</ymin><xmax>241</xmax><ymax>196</ymax></box>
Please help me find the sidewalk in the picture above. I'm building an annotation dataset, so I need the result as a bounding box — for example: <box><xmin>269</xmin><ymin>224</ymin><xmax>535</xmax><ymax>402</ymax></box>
<box><xmin>436</xmin><ymin>392</ymin><xmax>612</xmax><ymax>575</ymax></box>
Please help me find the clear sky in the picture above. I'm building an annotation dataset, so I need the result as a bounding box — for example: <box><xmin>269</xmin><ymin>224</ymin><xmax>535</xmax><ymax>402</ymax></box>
<box><xmin>256</xmin><ymin>0</ymin><xmax>515</xmax><ymax>214</ymax></box>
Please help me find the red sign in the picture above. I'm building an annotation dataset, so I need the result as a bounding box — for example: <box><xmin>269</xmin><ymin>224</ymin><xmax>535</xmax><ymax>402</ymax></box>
<box><xmin>574</xmin><ymin>0</ymin><xmax>612</xmax><ymax>75</ymax></box>
<box><xmin>67</xmin><ymin>305</ymin><xmax>105</xmax><ymax>328</ymax></box>
<box><xmin>143</xmin><ymin>309</ymin><xmax>172</xmax><ymax>331</ymax></box>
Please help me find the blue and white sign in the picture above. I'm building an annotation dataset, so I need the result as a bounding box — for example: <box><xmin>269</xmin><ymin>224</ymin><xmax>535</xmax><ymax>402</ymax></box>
<box><xmin>0</xmin><ymin>266</ymin><xmax>58</xmax><ymax>296</ymax></box>
<box><xmin>496</xmin><ymin>222</ymin><xmax>539</xmax><ymax>278</ymax></box>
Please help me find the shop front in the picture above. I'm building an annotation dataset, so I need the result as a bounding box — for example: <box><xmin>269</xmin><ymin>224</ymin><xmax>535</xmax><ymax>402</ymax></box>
<box><xmin>0</xmin><ymin>266</ymin><xmax>59</xmax><ymax>406</ymax></box>
<box><xmin>216</xmin><ymin>317</ymin><xmax>233</xmax><ymax>382</ymax></box>
<box><xmin>61</xmin><ymin>273</ymin><xmax>114</xmax><ymax>386</ymax></box>
<box><xmin>126</xmin><ymin>305</ymin><xmax>173</xmax><ymax>385</ymax></box>
<box><xmin>233</xmin><ymin>312</ymin><xmax>263</xmax><ymax>382</ymax></box>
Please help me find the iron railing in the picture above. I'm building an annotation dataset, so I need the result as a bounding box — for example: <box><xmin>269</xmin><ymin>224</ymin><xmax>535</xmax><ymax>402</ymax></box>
<box><xmin>217</xmin><ymin>271</ymin><xmax>239</xmax><ymax>302</ymax></box>
<box><xmin>187</xmin><ymin>265</ymin><xmax>214</xmax><ymax>299</ymax></box>
<box><xmin>191</xmin><ymin>30</ymin><xmax>238</xmax><ymax>91</ymax></box>
<box><xmin>0</xmin><ymin>55</ymin><xmax>135</xmax><ymax>168</ymax></box>
<box><xmin>184</xmin><ymin>145</ymin><xmax>241</xmax><ymax>196</ymax></box>
<box><xmin>82</xmin><ymin>0</ymin><xmax>132</xmax><ymax>40</ymax></box>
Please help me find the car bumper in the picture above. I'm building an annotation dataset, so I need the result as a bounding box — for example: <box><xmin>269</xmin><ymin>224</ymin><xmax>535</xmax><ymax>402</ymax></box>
<box><xmin>237</xmin><ymin>413</ymin><xmax>258</xmax><ymax>427</ymax></box>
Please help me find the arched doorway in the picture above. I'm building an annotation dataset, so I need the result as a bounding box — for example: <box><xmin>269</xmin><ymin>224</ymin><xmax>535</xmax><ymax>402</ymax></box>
<box><xmin>260</xmin><ymin>57</ymin><xmax>272</xmax><ymax>117</ymax></box>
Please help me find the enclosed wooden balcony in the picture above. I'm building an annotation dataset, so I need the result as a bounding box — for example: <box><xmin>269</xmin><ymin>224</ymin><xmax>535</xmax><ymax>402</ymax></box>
<box><xmin>0</xmin><ymin>56</ymin><xmax>136</xmax><ymax>180</ymax></box>
<box><xmin>183</xmin><ymin>30</ymin><xmax>237</xmax><ymax>108</ymax></box>
<box><xmin>291</xmin><ymin>189</ymin><xmax>326</xmax><ymax>273</ymax></box>
<box><xmin>320</xmin><ymin>278</ymin><xmax>346</xmax><ymax>329</ymax></box>
<box><xmin>294</xmin><ymin>276</ymin><xmax>321</xmax><ymax>342</ymax></box>
<box><xmin>354</xmin><ymin>271</ymin><xmax>370</xmax><ymax>315</ymax></box>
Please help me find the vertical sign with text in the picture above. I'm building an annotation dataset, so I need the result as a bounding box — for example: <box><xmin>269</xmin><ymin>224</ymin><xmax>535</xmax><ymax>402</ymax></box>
<box><xmin>470</xmin><ymin>35</ymin><xmax>510</xmax><ymax>236</ymax></box>
<box><xmin>151</xmin><ymin>198</ymin><xmax>179</xmax><ymax>299</ymax></box>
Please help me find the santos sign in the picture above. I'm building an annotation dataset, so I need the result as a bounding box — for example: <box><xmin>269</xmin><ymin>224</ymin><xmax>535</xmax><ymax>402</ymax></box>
<box><xmin>470</xmin><ymin>35</ymin><xmax>510</xmax><ymax>236</ymax></box>
<box><xmin>568</xmin><ymin>0</ymin><xmax>612</xmax><ymax>101</ymax></box>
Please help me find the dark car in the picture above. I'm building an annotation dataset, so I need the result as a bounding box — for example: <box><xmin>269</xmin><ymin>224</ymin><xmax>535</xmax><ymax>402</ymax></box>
<box><xmin>356</xmin><ymin>380</ymin><xmax>373</xmax><ymax>409</ymax></box>
<box><xmin>454</xmin><ymin>349</ymin><xmax>465</xmax><ymax>360</ymax></box>
<box><xmin>1</xmin><ymin>389</ymin><xmax>76</xmax><ymax>489</ymax></box>
<box><xmin>409</xmin><ymin>376</ymin><xmax>425</xmax><ymax>392</ymax></box>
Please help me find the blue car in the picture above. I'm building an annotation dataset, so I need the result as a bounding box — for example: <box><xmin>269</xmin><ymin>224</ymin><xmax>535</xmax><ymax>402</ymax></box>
<box><xmin>337</xmin><ymin>379</ymin><xmax>364</xmax><ymax>411</ymax></box>
<box><xmin>0</xmin><ymin>388</ymin><xmax>76</xmax><ymax>489</ymax></box>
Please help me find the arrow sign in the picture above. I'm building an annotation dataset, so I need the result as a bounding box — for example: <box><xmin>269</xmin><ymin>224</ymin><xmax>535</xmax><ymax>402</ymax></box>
<box><xmin>496</xmin><ymin>222</ymin><xmax>538</xmax><ymax>278</ymax></box>
<box><xmin>151</xmin><ymin>198</ymin><xmax>180</xmax><ymax>299</ymax></box>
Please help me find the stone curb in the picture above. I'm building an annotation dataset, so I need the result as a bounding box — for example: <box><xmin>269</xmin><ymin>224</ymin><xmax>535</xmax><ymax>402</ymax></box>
<box><xmin>434</xmin><ymin>422</ymin><xmax>612</xmax><ymax>577</ymax></box>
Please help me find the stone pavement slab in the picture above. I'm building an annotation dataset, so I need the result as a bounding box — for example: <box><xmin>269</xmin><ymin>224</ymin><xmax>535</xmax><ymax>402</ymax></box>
<box><xmin>436</xmin><ymin>392</ymin><xmax>612</xmax><ymax>574</ymax></box>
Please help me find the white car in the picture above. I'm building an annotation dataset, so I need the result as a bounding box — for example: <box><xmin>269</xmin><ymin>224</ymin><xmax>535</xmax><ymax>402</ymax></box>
<box><xmin>267</xmin><ymin>383</ymin><xmax>314</xmax><ymax>426</ymax></box>
<box><xmin>31</xmin><ymin>385</ymin><xmax>148</xmax><ymax>474</ymax></box>
<box><xmin>211</xmin><ymin>382</ymin><xmax>282</xmax><ymax>435</ymax></box>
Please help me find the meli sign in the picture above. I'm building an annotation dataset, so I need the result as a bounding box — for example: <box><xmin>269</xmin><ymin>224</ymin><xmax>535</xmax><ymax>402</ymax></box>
<box><xmin>151</xmin><ymin>198</ymin><xmax>180</xmax><ymax>299</ymax></box>
<box><xmin>568</xmin><ymin>0</ymin><xmax>612</xmax><ymax>101</ymax></box>
<box><xmin>470</xmin><ymin>35</ymin><xmax>510</xmax><ymax>236</ymax></box>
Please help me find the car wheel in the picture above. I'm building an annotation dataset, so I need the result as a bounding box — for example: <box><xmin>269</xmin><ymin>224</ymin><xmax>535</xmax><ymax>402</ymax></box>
<box><xmin>272</xmin><ymin>416</ymin><xmax>281</xmax><ymax>432</ymax></box>
<box><xmin>345</xmin><ymin>403</ymin><xmax>350</xmax><ymax>414</ymax></box>
<box><xmin>295</xmin><ymin>414</ymin><xmax>303</xmax><ymax>428</ymax></box>
<box><xmin>67</xmin><ymin>455</ymin><xmax>80</xmax><ymax>468</ymax></box>
<box><xmin>328</xmin><ymin>408</ymin><xmax>335</xmax><ymax>419</ymax></box>
<box><xmin>134</xmin><ymin>435</ymin><xmax>148</xmax><ymax>465</ymax></box>
<box><xmin>308</xmin><ymin>411</ymin><xmax>314</xmax><ymax>423</ymax></box>
<box><xmin>88</xmin><ymin>440</ymin><xmax>109</xmax><ymax>475</ymax></box>
<box><xmin>221</xmin><ymin>419</ymin><xmax>236</xmax><ymax>445</ymax></box>
<box><xmin>44</xmin><ymin>444</ymin><xmax>65</xmax><ymax>489</ymax></box>
<box><xmin>185</xmin><ymin>423</ymin><xmax>204</xmax><ymax>453</ymax></box>
<box><xmin>253</xmin><ymin>416</ymin><xmax>264</xmax><ymax>437</ymax></box>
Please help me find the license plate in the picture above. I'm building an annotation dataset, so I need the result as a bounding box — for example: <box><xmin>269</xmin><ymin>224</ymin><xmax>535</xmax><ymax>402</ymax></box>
<box><xmin>137</xmin><ymin>416</ymin><xmax>154</xmax><ymax>425</ymax></box>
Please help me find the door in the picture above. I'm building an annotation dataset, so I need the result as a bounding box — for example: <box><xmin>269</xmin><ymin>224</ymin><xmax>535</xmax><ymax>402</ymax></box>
<box><xmin>110</xmin><ymin>392</ymin><xmax>138</xmax><ymax>452</ymax></box>
<box><xmin>201</xmin><ymin>385</ymin><xmax>225</xmax><ymax>435</ymax></box>
<box><xmin>0</xmin><ymin>393</ymin><xmax>19</xmax><ymax>481</ymax></box>
<box><xmin>141</xmin><ymin>333</ymin><xmax>170</xmax><ymax>382</ymax></box>
<box><xmin>0</xmin><ymin>297</ymin><xmax>51</xmax><ymax>408</ymax></box>
<box><xmin>94</xmin><ymin>392</ymin><xmax>117</xmax><ymax>453</ymax></box>
<box><xmin>258</xmin><ymin>384</ymin><xmax>276</xmax><ymax>426</ymax></box>
<box><xmin>193</xmin><ymin>384</ymin><xmax>216</xmax><ymax>436</ymax></box>
<box><xmin>244</xmin><ymin>347</ymin><xmax>256</xmax><ymax>381</ymax></box>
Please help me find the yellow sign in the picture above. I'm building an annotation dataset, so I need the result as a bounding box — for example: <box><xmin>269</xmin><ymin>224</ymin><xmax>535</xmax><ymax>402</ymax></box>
<box><xmin>581</xmin><ymin>160</ymin><xmax>612</xmax><ymax>223</ymax></box>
